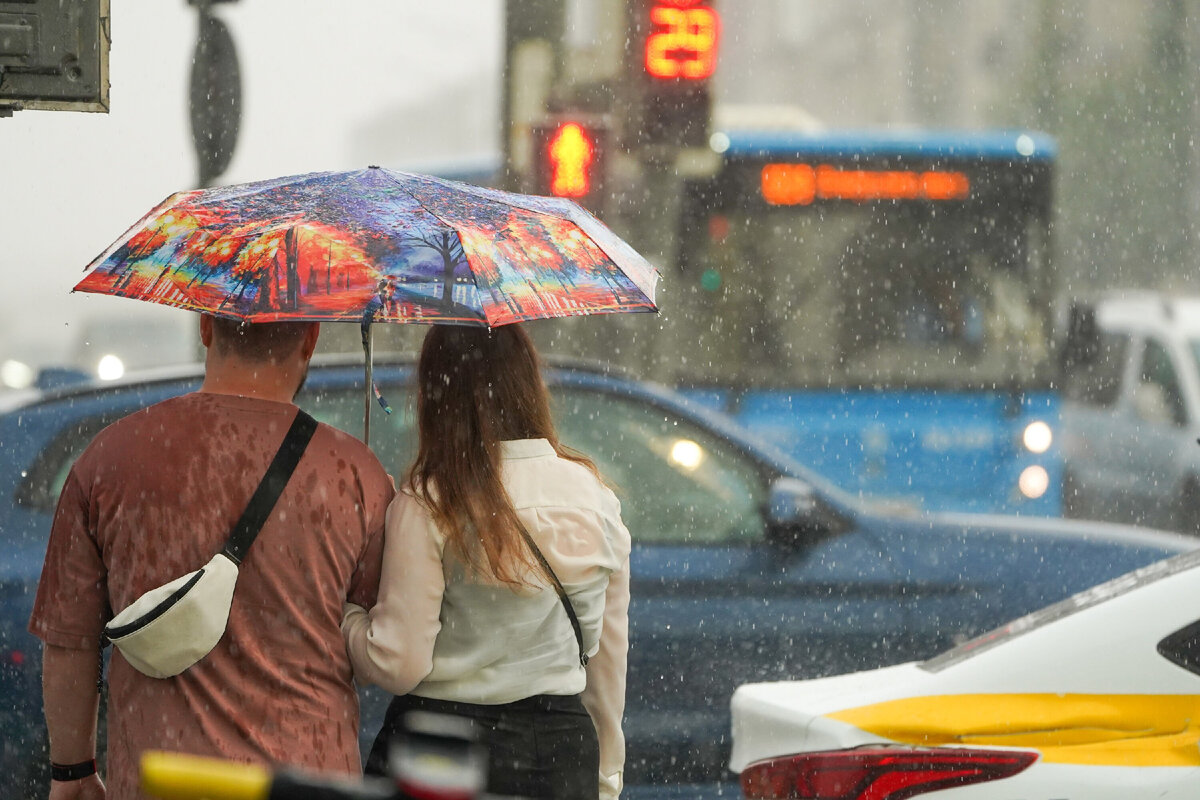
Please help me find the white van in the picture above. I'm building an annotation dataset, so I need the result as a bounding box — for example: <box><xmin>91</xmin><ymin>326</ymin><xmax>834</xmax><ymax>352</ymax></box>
<box><xmin>1060</xmin><ymin>291</ymin><xmax>1200</xmax><ymax>532</ymax></box>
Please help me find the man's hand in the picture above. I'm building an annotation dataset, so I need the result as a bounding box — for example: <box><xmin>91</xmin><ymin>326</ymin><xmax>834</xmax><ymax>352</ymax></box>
<box><xmin>49</xmin><ymin>774</ymin><xmax>105</xmax><ymax>800</ymax></box>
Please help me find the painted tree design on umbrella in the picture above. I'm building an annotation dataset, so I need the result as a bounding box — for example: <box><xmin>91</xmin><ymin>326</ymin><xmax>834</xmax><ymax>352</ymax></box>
<box><xmin>393</xmin><ymin>229</ymin><xmax>469</xmax><ymax>312</ymax></box>
<box><xmin>187</xmin><ymin>233</ymin><xmax>245</xmax><ymax>288</ymax></box>
<box><xmin>106</xmin><ymin>208</ymin><xmax>201</xmax><ymax>290</ymax></box>
<box><xmin>220</xmin><ymin>228</ymin><xmax>284</xmax><ymax>313</ymax></box>
<box><xmin>143</xmin><ymin>227</ymin><xmax>217</xmax><ymax>297</ymax></box>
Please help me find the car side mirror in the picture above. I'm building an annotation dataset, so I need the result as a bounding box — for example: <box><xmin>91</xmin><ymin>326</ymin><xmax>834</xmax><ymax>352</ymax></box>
<box><xmin>766</xmin><ymin>477</ymin><xmax>846</xmax><ymax>550</ymax></box>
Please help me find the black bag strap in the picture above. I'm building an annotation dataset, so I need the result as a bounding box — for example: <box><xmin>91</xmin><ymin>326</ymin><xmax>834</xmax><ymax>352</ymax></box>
<box><xmin>518</xmin><ymin>526</ymin><xmax>589</xmax><ymax>667</ymax></box>
<box><xmin>221</xmin><ymin>409</ymin><xmax>318</xmax><ymax>565</ymax></box>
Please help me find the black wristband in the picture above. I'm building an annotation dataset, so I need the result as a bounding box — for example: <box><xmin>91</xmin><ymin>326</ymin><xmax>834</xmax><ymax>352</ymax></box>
<box><xmin>50</xmin><ymin>759</ymin><xmax>96</xmax><ymax>781</ymax></box>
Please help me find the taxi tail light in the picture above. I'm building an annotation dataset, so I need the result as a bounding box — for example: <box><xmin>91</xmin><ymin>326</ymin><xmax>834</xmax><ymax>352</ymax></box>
<box><xmin>740</xmin><ymin>747</ymin><xmax>1037</xmax><ymax>799</ymax></box>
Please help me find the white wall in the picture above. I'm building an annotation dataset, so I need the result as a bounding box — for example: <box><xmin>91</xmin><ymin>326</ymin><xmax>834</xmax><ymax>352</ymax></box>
<box><xmin>0</xmin><ymin>1</ymin><xmax>500</xmax><ymax>377</ymax></box>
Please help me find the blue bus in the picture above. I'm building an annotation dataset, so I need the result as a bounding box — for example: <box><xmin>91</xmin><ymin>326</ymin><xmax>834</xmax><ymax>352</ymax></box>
<box><xmin>673</xmin><ymin>129</ymin><xmax>1060</xmax><ymax>515</ymax></box>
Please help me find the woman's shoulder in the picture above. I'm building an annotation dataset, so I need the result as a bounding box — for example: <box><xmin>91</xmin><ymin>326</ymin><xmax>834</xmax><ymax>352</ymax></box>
<box><xmin>393</xmin><ymin>482</ymin><xmax>438</xmax><ymax>511</ymax></box>
<box><xmin>386</xmin><ymin>486</ymin><xmax>449</xmax><ymax>546</ymax></box>
<box><xmin>523</xmin><ymin>449</ymin><xmax>622</xmax><ymax>514</ymax></box>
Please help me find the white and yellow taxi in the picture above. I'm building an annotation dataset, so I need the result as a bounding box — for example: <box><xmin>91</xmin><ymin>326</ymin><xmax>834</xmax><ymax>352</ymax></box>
<box><xmin>730</xmin><ymin>550</ymin><xmax>1200</xmax><ymax>799</ymax></box>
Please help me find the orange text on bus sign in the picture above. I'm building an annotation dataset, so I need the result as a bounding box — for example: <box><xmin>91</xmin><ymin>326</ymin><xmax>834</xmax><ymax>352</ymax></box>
<box><xmin>761</xmin><ymin>164</ymin><xmax>971</xmax><ymax>205</ymax></box>
<box><xmin>644</xmin><ymin>2</ymin><xmax>719</xmax><ymax>80</ymax></box>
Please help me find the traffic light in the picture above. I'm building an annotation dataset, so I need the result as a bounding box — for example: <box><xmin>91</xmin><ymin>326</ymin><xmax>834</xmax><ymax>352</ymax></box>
<box><xmin>531</xmin><ymin>117</ymin><xmax>609</xmax><ymax>213</ymax></box>
<box><xmin>627</xmin><ymin>0</ymin><xmax>720</xmax><ymax>148</ymax></box>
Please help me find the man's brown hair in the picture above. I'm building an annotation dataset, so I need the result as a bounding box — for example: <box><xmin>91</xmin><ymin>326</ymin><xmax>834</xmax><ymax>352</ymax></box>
<box><xmin>208</xmin><ymin>317</ymin><xmax>313</xmax><ymax>363</ymax></box>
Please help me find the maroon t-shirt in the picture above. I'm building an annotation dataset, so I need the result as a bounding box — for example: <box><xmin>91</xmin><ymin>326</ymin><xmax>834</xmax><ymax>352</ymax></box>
<box><xmin>30</xmin><ymin>392</ymin><xmax>394</xmax><ymax>799</ymax></box>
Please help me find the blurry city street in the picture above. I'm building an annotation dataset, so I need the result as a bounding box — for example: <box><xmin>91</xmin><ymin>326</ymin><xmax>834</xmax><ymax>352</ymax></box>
<box><xmin>5</xmin><ymin>3</ymin><xmax>1200</xmax><ymax>799</ymax></box>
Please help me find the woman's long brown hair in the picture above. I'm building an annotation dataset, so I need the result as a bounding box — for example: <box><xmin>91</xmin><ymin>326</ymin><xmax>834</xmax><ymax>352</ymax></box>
<box><xmin>406</xmin><ymin>324</ymin><xmax>598</xmax><ymax>587</ymax></box>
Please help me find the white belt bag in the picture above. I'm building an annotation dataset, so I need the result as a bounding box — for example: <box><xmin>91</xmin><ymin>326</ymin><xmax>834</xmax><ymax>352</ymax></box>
<box><xmin>103</xmin><ymin>410</ymin><xmax>318</xmax><ymax>678</ymax></box>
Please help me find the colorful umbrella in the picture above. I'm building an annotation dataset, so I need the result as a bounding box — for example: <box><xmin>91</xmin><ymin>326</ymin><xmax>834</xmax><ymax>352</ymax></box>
<box><xmin>77</xmin><ymin>166</ymin><xmax>658</xmax><ymax>326</ymax></box>
<box><xmin>75</xmin><ymin>166</ymin><xmax>660</xmax><ymax>440</ymax></box>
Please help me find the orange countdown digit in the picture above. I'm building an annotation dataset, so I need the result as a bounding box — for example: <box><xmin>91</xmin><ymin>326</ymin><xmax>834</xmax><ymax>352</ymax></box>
<box><xmin>645</xmin><ymin>4</ymin><xmax>719</xmax><ymax>81</ymax></box>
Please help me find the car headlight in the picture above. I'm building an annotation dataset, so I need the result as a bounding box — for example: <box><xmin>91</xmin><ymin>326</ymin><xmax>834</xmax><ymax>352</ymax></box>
<box><xmin>1021</xmin><ymin>420</ymin><xmax>1053</xmax><ymax>454</ymax></box>
<box><xmin>669</xmin><ymin>438</ymin><xmax>704</xmax><ymax>471</ymax></box>
<box><xmin>1018</xmin><ymin>465</ymin><xmax>1050</xmax><ymax>499</ymax></box>
<box><xmin>97</xmin><ymin>354</ymin><xmax>125</xmax><ymax>381</ymax></box>
<box><xmin>0</xmin><ymin>359</ymin><xmax>35</xmax><ymax>389</ymax></box>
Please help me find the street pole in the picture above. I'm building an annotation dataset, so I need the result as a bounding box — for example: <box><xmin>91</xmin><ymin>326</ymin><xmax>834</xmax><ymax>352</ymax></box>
<box><xmin>187</xmin><ymin>0</ymin><xmax>241</xmax><ymax>188</ymax></box>
<box><xmin>502</xmin><ymin>0</ymin><xmax>565</xmax><ymax>192</ymax></box>
<box><xmin>1149</xmin><ymin>0</ymin><xmax>1194</xmax><ymax>285</ymax></box>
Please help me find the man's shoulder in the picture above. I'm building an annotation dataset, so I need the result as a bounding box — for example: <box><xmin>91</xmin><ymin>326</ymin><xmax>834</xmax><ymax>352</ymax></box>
<box><xmin>313</xmin><ymin>420</ymin><xmax>386</xmax><ymax>469</ymax></box>
<box><xmin>307</xmin><ymin>419</ymin><xmax>394</xmax><ymax>498</ymax></box>
<box><xmin>87</xmin><ymin>393</ymin><xmax>194</xmax><ymax>442</ymax></box>
<box><xmin>62</xmin><ymin>395</ymin><xmax>195</xmax><ymax>482</ymax></box>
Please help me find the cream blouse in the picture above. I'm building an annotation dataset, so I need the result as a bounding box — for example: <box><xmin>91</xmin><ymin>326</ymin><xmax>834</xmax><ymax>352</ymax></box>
<box><xmin>342</xmin><ymin>438</ymin><xmax>632</xmax><ymax>800</ymax></box>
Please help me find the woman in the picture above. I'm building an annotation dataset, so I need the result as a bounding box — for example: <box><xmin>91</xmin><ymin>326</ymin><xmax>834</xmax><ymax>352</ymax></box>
<box><xmin>343</xmin><ymin>323</ymin><xmax>631</xmax><ymax>800</ymax></box>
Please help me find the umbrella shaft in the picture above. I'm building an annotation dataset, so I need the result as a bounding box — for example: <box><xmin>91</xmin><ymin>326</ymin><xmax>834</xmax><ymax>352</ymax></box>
<box><xmin>364</xmin><ymin>328</ymin><xmax>373</xmax><ymax>445</ymax></box>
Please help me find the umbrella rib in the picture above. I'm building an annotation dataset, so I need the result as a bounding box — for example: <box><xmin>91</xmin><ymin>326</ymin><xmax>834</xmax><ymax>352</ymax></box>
<box><xmin>374</xmin><ymin>169</ymin><xmax>464</xmax><ymax>228</ymax></box>
<box><xmin>461</xmin><ymin>246</ymin><xmax>496</xmax><ymax>327</ymax></box>
<box><xmin>198</xmin><ymin>169</ymin><xmax>338</xmax><ymax>205</ymax></box>
<box><xmin>374</xmin><ymin>170</ymin><xmax>502</xmax><ymax>326</ymax></box>
<box><xmin>403</xmin><ymin>170</ymin><xmax>584</xmax><ymax>224</ymax></box>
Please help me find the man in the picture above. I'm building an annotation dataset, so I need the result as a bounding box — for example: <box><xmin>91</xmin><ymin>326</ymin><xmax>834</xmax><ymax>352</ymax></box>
<box><xmin>30</xmin><ymin>315</ymin><xmax>394</xmax><ymax>800</ymax></box>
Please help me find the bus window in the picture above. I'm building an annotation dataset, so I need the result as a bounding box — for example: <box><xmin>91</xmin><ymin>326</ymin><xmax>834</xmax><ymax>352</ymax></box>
<box><xmin>676</xmin><ymin>132</ymin><xmax>1056</xmax><ymax>391</ymax></box>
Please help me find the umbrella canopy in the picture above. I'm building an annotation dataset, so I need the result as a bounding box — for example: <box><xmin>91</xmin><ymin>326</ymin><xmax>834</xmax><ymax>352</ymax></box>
<box><xmin>75</xmin><ymin>166</ymin><xmax>659</xmax><ymax>327</ymax></box>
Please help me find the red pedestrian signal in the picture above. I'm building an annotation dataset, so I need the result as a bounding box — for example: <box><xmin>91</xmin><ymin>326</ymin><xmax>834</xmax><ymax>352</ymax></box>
<box><xmin>532</xmin><ymin>117</ymin><xmax>609</xmax><ymax>213</ymax></box>
<box><xmin>547</xmin><ymin>122</ymin><xmax>595</xmax><ymax>198</ymax></box>
<box><xmin>628</xmin><ymin>0</ymin><xmax>720</xmax><ymax>148</ymax></box>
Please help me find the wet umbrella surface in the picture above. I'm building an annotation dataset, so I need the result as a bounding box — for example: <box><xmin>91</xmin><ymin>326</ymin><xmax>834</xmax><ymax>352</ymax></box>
<box><xmin>75</xmin><ymin>166</ymin><xmax>658</xmax><ymax>328</ymax></box>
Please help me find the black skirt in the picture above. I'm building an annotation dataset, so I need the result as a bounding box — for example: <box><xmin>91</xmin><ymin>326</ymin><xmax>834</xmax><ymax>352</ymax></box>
<box><xmin>366</xmin><ymin>693</ymin><xmax>600</xmax><ymax>800</ymax></box>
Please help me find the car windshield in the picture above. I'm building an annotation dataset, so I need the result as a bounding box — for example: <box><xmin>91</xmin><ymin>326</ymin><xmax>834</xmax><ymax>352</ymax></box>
<box><xmin>300</xmin><ymin>378</ymin><xmax>769</xmax><ymax>545</ymax></box>
<box><xmin>21</xmin><ymin>374</ymin><xmax>770</xmax><ymax>547</ymax></box>
<box><xmin>920</xmin><ymin>548</ymin><xmax>1200</xmax><ymax>672</ymax></box>
<box><xmin>680</xmin><ymin>179</ymin><xmax>1054</xmax><ymax>390</ymax></box>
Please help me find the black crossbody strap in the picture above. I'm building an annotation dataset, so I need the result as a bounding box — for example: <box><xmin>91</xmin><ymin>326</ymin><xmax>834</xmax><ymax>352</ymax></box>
<box><xmin>519</xmin><ymin>526</ymin><xmax>589</xmax><ymax>667</ymax></box>
<box><xmin>222</xmin><ymin>410</ymin><xmax>319</xmax><ymax>565</ymax></box>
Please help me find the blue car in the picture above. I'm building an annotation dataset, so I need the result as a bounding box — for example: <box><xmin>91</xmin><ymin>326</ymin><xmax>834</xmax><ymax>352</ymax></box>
<box><xmin>1</xmin><ymin>356</ymin><xmax>1194</xmax><ymax>799</ymax></box>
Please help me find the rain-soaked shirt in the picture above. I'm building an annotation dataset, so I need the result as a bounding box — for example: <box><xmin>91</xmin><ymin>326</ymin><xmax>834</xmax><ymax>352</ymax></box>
<box><xmin>342</xmin><ymin>438</ymin><xmax>631</xmax><ymax>800</ymax></box>
<box><xmin>30</xmin><ymin>392</ymin><xmax>393</xmax><ymax>800</ymax></box>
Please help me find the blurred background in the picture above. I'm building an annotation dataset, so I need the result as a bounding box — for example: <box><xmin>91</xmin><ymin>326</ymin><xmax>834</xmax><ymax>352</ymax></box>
<box><xmin>0</xmin><ymin>1</ymin><xmax>502</xmax><ymax>378</ymax></box>
<box><xmin>4</xmin><ymin>1</ymin><xmax>1198</xmax><ymax>377</ymax></box>
<box><xmin>4</xmin><ymin>0</ymin><xmax>1200</xmax><ymax>519</ymax></box>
